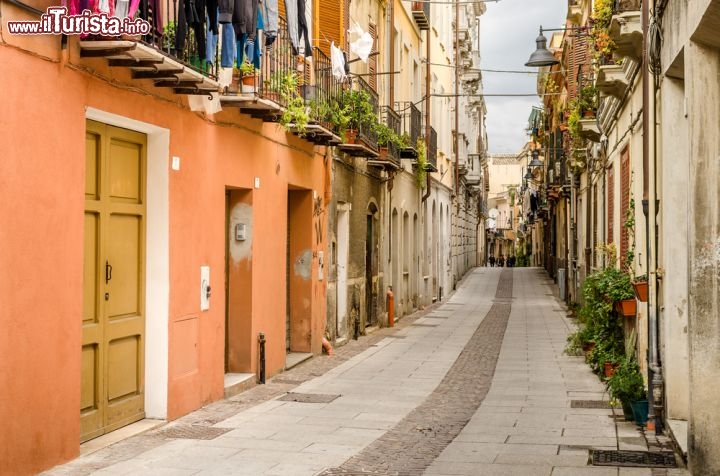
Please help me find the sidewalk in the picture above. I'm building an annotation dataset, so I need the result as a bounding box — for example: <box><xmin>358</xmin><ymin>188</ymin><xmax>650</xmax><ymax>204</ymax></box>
<box><xmin>44</xmin><ymin>268</ymin><xmax>688</xmax><ymax>476</ymax></box>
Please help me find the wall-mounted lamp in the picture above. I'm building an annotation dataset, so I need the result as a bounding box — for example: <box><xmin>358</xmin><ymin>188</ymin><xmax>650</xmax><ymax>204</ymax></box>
<box><xmin>525</xmin><ymin>26</ymin><xmax>588</xmax><ymax>67</ymax></box>
<box><xmin>528</xmin><ymin>149</ymin><xmax>544</xmax><ymax>168</ymax></box>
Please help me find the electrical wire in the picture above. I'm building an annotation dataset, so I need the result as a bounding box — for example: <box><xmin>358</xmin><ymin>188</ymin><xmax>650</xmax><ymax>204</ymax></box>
<box><xmin>648</xmin><ymin>10</ymin><xmax>663</xmax><ymax>76</ymax></box>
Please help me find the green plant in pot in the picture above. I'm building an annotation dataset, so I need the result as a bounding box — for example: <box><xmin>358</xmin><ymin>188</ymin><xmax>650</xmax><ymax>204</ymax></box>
<box><xmin>342</xmin><ymin>89</ymin><xmax>377</xmax><ymax>132</ymax></box>
<box><xmin>414</xmin><ymin>137</ymin><xmax>427</xmax><ymax>188</ymax></box>
<box><xmin>275</xmin><ymin>71</ymin><xmax>310</xmax><ymax>134</ymax></box>
<box><xmin>607</xmin><ymin>331</ymin><xmax>646</xmax><ymax>423</ymax></box>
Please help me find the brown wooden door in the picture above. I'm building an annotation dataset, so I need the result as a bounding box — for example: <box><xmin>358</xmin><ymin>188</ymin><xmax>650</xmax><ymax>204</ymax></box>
<box><xmin>82</xmin><ymin>120</ymin><xmax>146</xmax><ymax>442</ymax></box>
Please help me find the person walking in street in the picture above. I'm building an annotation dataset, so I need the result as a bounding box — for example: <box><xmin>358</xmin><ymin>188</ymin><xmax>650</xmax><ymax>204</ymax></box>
<box><xmin>498</xmin><ymin>254</ymin><xmax>505</xmax><ymax>267</ymax></box>
<box><xmin>488</xmin><ymin>255</ymin><xmax>495</xmax><ymax>267</ymax></box>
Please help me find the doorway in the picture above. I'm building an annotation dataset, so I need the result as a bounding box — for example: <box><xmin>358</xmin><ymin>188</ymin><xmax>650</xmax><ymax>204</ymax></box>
<box><xmin>336</xmin><ymin>206</ymin><xmax>349</xmax><ymax>339</ymax></box>
<box><xmin>225</xmin><ymin>189</ymin><xmax>253</xmax><ymax>373</ymax></box>
<box><xmin>82</xmin><ymin>120</ymin><xmax>146</xmax><ymax>442</ymax></box>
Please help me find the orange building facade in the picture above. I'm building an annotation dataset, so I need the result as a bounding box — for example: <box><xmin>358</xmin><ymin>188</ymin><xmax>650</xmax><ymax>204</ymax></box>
<box><xmin>0</xmin><ymin>9</ymin><xmax>330</xmax><ymax>473</ymax></box>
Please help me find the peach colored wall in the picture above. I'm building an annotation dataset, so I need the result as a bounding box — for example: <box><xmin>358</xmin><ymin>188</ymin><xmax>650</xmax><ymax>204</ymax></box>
<box><xmin>289</xmin><ymin>190</ymin><xmax>314</xmax><ymax>352</ymax></box>
<box><xmin>0</xmin><ymin>33</ymin><xmax>328</xmax><ymax>474</ymax></box>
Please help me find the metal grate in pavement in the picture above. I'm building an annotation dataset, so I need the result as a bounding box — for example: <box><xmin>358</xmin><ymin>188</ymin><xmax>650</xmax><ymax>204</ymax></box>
<box><xmin>278</xmin><ymin>392</ymin><xmax>340</xmax><ymax>403</ymax></box>
<box><xmin>157</xmin><ymin>425</ymin><xmax>232</xmax><ymax>440</ymax></box>
<box><xmin>317</xmin><ymin>470</ymin><xmax>398</xmax><ymax>476</ymax></box>
<box><xmin>411</xmin><ymin>323</ymin><xmax>439</xmax><ymax>327</ymax></box>
<box><xmin>570</xmin><ymin>399</ymin><xmax>613</xmax><ymax>409</ymax></box>
<box><xmin>272</xmin><ymin>378</ymin><xmax>306</xmax><ymax>385</ymax></box>
<box><xmin>591</xmin><ymin>450</ymin><xmax>677</xmax><ymax>468</ymax></box>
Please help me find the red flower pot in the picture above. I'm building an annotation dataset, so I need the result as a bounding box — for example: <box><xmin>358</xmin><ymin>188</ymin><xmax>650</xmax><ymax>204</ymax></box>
<box><xmin>615</xmin><ymin>299</ymin><xmax>637</xmax><ymax>317</ymax></box>
<box><xmin>633</xmin><ymin>281</ymin><xmax>648</xmax><ymax>302</ymax></box>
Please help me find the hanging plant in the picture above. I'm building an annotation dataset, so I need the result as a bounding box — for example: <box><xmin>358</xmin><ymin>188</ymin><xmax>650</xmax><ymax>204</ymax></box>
<box><xmin>590</xmin><ymin>0</ymin><xmax>617</xmax><ymax>61</ymax></box>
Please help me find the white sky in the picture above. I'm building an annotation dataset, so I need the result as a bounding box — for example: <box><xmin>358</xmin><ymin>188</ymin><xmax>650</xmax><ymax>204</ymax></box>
<box><xmin>480</xmin><ymin>0</ymin><xmax>567</xmax><ymax>154</ymax></box>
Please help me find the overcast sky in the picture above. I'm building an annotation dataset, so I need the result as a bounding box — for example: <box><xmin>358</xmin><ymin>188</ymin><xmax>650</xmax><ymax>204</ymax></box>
<box><xmin>480</xmin><ymin>0</ymin><xmax>566</xmax><ymax>154</ymax></box>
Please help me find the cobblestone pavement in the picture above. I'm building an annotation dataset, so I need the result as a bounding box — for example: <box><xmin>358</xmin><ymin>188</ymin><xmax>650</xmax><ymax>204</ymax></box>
<box><xmin>318</xmin><ymin>270</ymin><xmax>513</xmax><ymax>475</ymax></box>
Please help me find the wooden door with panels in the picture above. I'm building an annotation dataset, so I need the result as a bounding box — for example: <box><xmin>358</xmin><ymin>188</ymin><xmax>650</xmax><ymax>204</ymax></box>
<box><xmin>82</xmin><ymin>120</ymin><xmax>146</xmax><ymax>442</ymax></box>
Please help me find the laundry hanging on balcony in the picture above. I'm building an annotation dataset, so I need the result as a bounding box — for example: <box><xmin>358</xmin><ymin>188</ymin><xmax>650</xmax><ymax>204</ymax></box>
<box><xmin>348</xmin><ymin>22</ymin><xmax>373</xmax><ymax>62</ymax></box>
<box><xmin>331</xmin><ymin>41</ymin><xmax>347</xmax><ymax>81</ymax></box>
<box><xmin>262</xmin><ymin>0</ymin><xmax>278</xmax><ymax>46</ymax></box>
<box><xmin>284</xmin><ymin>0</ymin><xmax>312</xmax><ymax>57</ymax></box>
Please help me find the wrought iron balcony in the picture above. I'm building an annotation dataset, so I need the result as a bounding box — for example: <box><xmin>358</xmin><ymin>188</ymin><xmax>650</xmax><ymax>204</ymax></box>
<box><xmin>411</xmin><ymin>0</ymin><xmax>430</xmax><ymax>30</ymax></box>
<box><xmin>614</xmin><ymin>0</ymin><xmax>641</xmax><ymax>13</ymax></box>
<box><xmin>395</xmin><ymin>101</ymin><xmax>422</xmax><ymax>159</ymax></box>
<box><xmin>336</xmin><ymin>77</ymin><xmax>379</xmax><ymax>157</ymax></box>
<box><xmin>368</xmin><ymin>106</ymin><xmax>402</xmax><ymax>169</ymax></box>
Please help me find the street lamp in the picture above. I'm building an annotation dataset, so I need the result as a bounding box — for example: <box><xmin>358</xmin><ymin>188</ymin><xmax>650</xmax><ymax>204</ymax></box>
<box><xmin>528</xmin><ymin>149</ymin><xmax>543</xmax><ymax>168</ymax></box>
<box><xmin>525</xmin><ymin>27</ymin><xmax>559</xmax><ymax>67</ymax></box>
<box><xmin>525</xmin><ymin>26</ymin><xmax>588</xmax><ymax>68</ymax></box>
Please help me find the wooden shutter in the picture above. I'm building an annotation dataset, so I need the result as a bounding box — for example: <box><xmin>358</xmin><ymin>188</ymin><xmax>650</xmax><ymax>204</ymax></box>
<box><xmin>568</xmin><ymin>34</ymin><xmax>589</xmax><ymax>101</ymax></box>
<box><xmin>279</xmin><ymin>0</ymin><xmax>286</xmax><ymax>22</ymax></box>
<box><xmin>368</xmin><ymin>22</ymin><xmax>377</xmax><ymax>91</ymax></box>
<box><xmin>620</xmin><ymin>147</ymin><xmax>630</xmax><ymax>269</ymax></box>
<box><xmin>315</xmin><ymin>0</ymin><xmax>347</xmax><ymax>57</ymax></box>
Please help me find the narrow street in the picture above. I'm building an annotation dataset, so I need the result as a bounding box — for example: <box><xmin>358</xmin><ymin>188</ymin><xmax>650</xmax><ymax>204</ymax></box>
<box><xmin>45</xmin><ymin>268</ymin><xmax>687</xmax><ymax>476</ymax></box>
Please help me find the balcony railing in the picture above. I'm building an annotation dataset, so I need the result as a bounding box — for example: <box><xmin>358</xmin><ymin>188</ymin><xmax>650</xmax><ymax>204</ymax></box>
<box><xmin>395</xmin><ymin>101</ymin><xmax>422</xmax><ymax>158</ymax></box>
<box><xmin>371</xmin><ymin>106</ymin><xmax>401</xmax><ymax>168</ymax></box>
<box><xmin>356</xmin><ymin>76</ymin><xmax>379</xmax><ymax>151</ymax></box>
<box><xmin>411</xmin><ymin>0</ymin><xmax>430</xmax><ymax>30</ymax></box>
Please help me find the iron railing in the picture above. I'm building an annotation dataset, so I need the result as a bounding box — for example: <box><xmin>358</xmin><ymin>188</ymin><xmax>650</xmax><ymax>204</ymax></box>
<box><xmin>395</xmin><ymin>101</ymin><xmax>422</xmax><ymax>148</ymax></box>
<box><xmin>256</xmin><ymin>16</ymin><xmax>295</xmax><ymax>105</ymax></box>
<box><xmin>305</xmin><ymin>46</ymin><xmax>343</xmax><ymax>124</ymax></box>
<box><xmin>381</xmin><ymin>106</ymin><xmax>402</xmax><ymax>165</ymax></box>
<box><xmin>355</xmin><ymin>76</ymin><xmax>379</xmax><ymax>149</ymax></box>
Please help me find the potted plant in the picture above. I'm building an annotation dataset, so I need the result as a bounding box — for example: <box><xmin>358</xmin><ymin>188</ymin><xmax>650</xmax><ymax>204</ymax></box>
<box><xmin>239</xmin><ymin>60</ymin><xmax>257</xmax><ymax>94</ymax></box>
<box><xmin>340</xmin><ymin>89</ymin><xmax>377</xmax><ymax>142</ymax></box>
<box><xmin>414</xmin><ymin>137</ymin><xmax>427</xmax><ymax>188</ymax></box>
<box><xmin>579</xmin><ymin>84</ymin><xmax>598</xmax><ymax>117</ymax></box>
<box><xmin>275</xmin><ymin>71</ymin><xmax>310</xmax><ymax>134</ymax></box>
<box><xmin>375</xmin><ymin>122</ymin><xmax>400</xmax><ymax>157</ymax></box>
<box><xmin>633</xmin><ymin>274</ymin><xmax>648</xmax><ymax>302</ymax></box>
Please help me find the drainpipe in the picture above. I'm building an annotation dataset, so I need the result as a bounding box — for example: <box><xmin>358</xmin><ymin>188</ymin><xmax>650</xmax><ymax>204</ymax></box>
<box><xmin>422</xmin><ymin>29</ymin><xmax>432</xmax><ymax>203</ymax></box>
<box><xmin>388</xmin><ymin>0</ymin><xmax>394</xmax><ymax>106</ymax></box>
<box><xmin>454</xmin><ymin>0</ymin><xmax>460</xmax><ymax>198</ymax></box>
<box><xmin>641</xmin><ymin>0</ymin><xmax>662</xmax><ymax>435</ymax></box>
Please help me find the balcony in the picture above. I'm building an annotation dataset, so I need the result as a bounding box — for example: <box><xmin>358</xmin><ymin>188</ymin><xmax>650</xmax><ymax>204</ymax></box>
<box><xmin>368</xmin><ymin>106</ymin><xmax>402</xmax><ymax>169</ymax></box>
<box><xmin>411</xmin><ymin>1</ymin><xmax>430</xmax><ymax>30</ymax></box>
<box><xmin>79</xmin><ymin>40</ymin><xmax>218</xmax><ymax>96</ymax></box>
<box><xmin>220</xmin><ymin>17</ymin><xmax>294</xmax><ymax>121</ymax></box>
<box><xmin>567</xmin><ymin>0</ymin><xmax>582</xmax><ymax>24</ymax></box>
<box><xmin>609</xmin><ymin>9</ymin><xmax>642</xmax><ymax>59</ymax></box>
<box><xmin>336</xmin><ymin>77</ymin><xmax>379</xmax><ymax>158</ymax></box>
<box><xmin>396</xmin><ymin>101</ymin><xmax>422</xmax><ymax>159</ymax></box>
<box><xmin>578</xmin><ymin>117</ymin><xmax>601</xmax><ymax>142</ymax></box>
<box><xmin>596</xmin><ymin>63</ymin><xmax>628</xmax><ymax>98</ymax></box>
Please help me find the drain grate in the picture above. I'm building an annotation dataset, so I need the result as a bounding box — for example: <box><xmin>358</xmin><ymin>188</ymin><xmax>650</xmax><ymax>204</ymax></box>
<box><xmin>411</xmin><ymin>323</ymin><xmax>439</xmax><ymax>327</ymax></box>
<box><xmin>158</xmin><ymin>425</ymin><xmax>232</xmax><ymax>440</ymax></box>
<box><xmin>278</xmin><ymin>392</ymin><xmax>340</xmax><ymax>403</ymax></box>
<box><xmin>570</xmin><ymin>399</ymin><xmax>612</xmax><ymax>409</ymax></box>
<box><xmin>591</xmin><ymin>450</ymin><xmax>677</xmax><ymax>468</ymax></box>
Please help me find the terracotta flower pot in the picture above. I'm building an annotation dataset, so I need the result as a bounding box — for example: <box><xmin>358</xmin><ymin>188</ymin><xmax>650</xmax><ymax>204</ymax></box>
<box><xmin>633</xmin><ymin>281</ymin><xmax>648</xmax><ymax>302</ymax></box>
<box><xmin>344</xmin><ymin>129</ymin><xmax>358</xmax><ymax>144</ymax></box>
<box><xmin>241</xmin><ymin>74</ymin><xmax>256</xmax><ymax>94</ymax></box>
<box><xmin>615</xmin><ymin>299</ymin><xmax>637</xmax><ymax>317</ymax></box>
<box><xmin>604</xmin><ymin>362</ymin><xmax>618</xmax><ymax>378</ymax></box>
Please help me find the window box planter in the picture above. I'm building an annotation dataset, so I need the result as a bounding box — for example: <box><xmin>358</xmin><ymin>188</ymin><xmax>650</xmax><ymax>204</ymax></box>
<box><xmin>633</xmin><ymin>281</ymin><xmax>648</xmax><ymax>302</ymax></box>
<box><xmin>614</xmin><ymin>298</ymin><xmax>637</xmax><ymax>317</ymax></box>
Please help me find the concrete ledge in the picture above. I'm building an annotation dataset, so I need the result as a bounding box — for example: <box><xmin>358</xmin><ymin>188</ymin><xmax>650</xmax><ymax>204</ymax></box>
<box><xmin>224</xmin><ymin>373</ymin><xmax>256</xmax><ymax>399</ymax></box>
<box><xmin>667</xmin><ymin>419</ymin><xmax>688</xmax><ymax>459</ymax></box>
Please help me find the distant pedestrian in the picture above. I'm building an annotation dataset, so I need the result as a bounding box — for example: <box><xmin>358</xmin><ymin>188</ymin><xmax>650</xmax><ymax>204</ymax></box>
<box><xmin>489</xmin><ymin>255</ymin><xmax>495</xmax><ymax>267</ymax></box>
<box><xmin>508</xmin><ymin>255</ymin><xmax>515</xmax><ymax>268</ymax></box>
<box><xmin>498</xmin><ymin>254</ymin><xmax>505</xmax><ymax>267</ymax></box>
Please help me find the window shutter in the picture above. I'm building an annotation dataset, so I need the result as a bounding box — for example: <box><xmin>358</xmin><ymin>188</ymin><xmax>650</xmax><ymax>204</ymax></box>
<box><xmin>568</xmin><ymin>34</ymin><xmax>589</xmax><ymax>101</ymax></box>
<box><xmin>368</xmin><ymin>22</ymin><xmax>377</xmax><ymax>91</ymax></box>
<box><xmin>620</xmin><ymin>147</ymin><xmax>630</xmax><ymax>269</ymax></box>
<box><xmin>316</xmin><ymin>0</ymin><xmax>346</xmax><ymax>57</ymax></box>
<box><xmin>607</xmin><ymin>165</ymin><xmax>614</xmax><ymax>253</ymax></box>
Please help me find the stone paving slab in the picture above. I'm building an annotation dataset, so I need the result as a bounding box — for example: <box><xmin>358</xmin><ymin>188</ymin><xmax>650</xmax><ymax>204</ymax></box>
<box><xmin>43</xmin><ymin>269</ymin><xmax>690</xmax><ymax>476</ymax></box>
